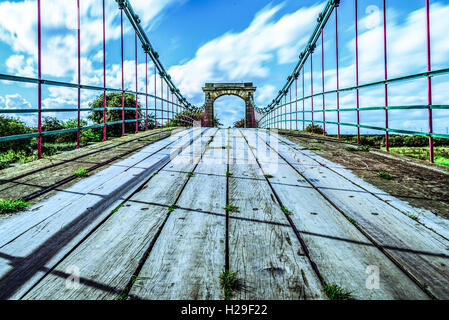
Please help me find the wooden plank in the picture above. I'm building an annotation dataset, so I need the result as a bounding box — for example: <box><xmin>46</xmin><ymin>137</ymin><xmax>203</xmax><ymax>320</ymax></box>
<box><xmin>23</xmin><ymin>130</ymin><xmax>214</xmax><ymax>300</ymax></box>
<box><xmin>23</xmin><ymin>203</ymin><xmax>168</xmax><ymax>300</ymax></box>
<box><xmin>0</xmin><ymin>130</ymin><xmax>205</xmax><ymax>299</ymax></box>
<box><xmin>0</xmin><ymin>129</ymin><xmax>197</xmax><ymax>248</ymax></box>
<box><xmin>241</xmin><ymin>131</ymin><xmax>428</xmax><ymax>299</ymax></box>
<box><xmin>227</xmin><ymin>129</ymin><xmax>325</xmax><ymax>300</ymax></box>
<box><xmin>129</xmin><ymin>151</ymin><xmax>227</xmax><ymax>299</ymax></box>
<box><xmin>259</xmin><ymin>130</ymin><xmax>449</xmax><ymax>299</ymax></box>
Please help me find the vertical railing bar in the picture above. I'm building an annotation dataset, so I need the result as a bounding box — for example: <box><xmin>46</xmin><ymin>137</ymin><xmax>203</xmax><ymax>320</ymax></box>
<box><xmin>290</xmin><ymin>85</ymin><xmax>292</xmax><ymax>130</ymax></box>
<box><xmin>154</xmin><ymin>62</ymin><xmax>157</xmax><ymax>128</ymax></box>
<box><xmin>161</xmin><ymin>77</ymin><xmax>164</xmax><ymax>127</ymax></box>
<box><xmin>321</xmin><ymin>28</ymin><xmax>326</xmax><ymax>136</ymax></box>
<box><xmin>336</xmin><ymin>6</ymin><xmax>340</xmax><ymax>139</ymax></box>
<box><xmin>77</xmin><ymin>0</ymin><xmax>81</xmax><ymax>148</ymax></box>
<box><xmin>102</xmin><ymin>0</ymin><xmax>107</xmax><ymax>141</ymax></box>
<box><xmin>311</xmin><ymin>51</ymin><xmax>314</xmax><ymax>133</ymax></box>
<box><xmin>303</xmin><ymin>66</ymin><xmax>305</xmax><ymax>131</ymax></box>
<box><xmin>37</xmin><ymin>0</ymin><xmax>42</xmax><ymax>159</ymax></box>
<box><xmin>383</xmin><ymin>0</ymin><xmax>389</xmax><ymax>151</ymax></box>
<box><xmin>355</xmin><ymin>0</ymin><xmax>361</xmax><ymax>144</ymax></box>
<box><xmin>145</xmin><ymin>53</ymin><xmax>148</xmax><ymax>131</ymax></box>
<box><xmin>426</xmin><ymin>0</ymin><xmax>434</xmax><ymax>163</ymax></box>
<box><xmin>295</xmin><ymin>75</ymin><xmax>298</xmax><ymax>131</ymax></box>
<box><xmin>135</xmin><ymin>32</ymin><xmax>138</xmax><ymax>134</ymax></box>
<box><xmin>121</xmin><ymin>8</ymin><xmax>125</xmax><ymax>137</ymax></box>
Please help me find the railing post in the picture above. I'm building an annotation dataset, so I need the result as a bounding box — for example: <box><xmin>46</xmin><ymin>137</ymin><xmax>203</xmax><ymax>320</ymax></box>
<box><xmin>154</xmin><ymin>63</ymin><xmax>157</xmax><ymax>128</ymax></box>
<box><xmin>321</xmin><ymin>28</ymin><xmax>326</xmax><ymax>136</ymax></box>
<box><xmin>336</xmin><ymin>6</ymin><xmax>340</xmax><ymax>139</ymax></box>
<box><xmin>135</xmin><ymin>32</ymin><xmax>139</xmax><ymax>134</ymax></box>
<box><xmin>302</xmin><ymin>66</ymin><xmax>305</xmax><ymax>131</ymax></box>
<box><xmin>121</xmin><ymin>8</ymin><xmax>125</xmax><ymax>137</ymax></box>
<box><xmin>311</xmin><ymin>50</ymin><xmax>314</xmax><ymax>133</ymax></box>
<box><xmin>77</xmin><ymin>0</ymin><xmax>81</xmax><ymax>148</ymax></box>
<box><xmin>161</xmin><ymin>76</ymin><xmax>164</xmax><ymax>127</ymax></box>
<box><xmin>102</xmin><ymin>0</ymin><xmax>107</xmax><ymax>141</ymax></box>
<box><xmin>383</xmin><ymin>0</ymin><xmax>389</xmax><ymax>151</ymax></box>
<box><xmin>355</xmin><ymin>0</ymin><xmax>361</xmax><ymax>144</ymax></box>
<box><xmin>290</xmin><ymin>85</ymin><xmax>292</xmax><ymax>131</ymax></box>
<box><xmin>37</xmin><ymin>0</ymin><xmax>42</xmax><ymax>159</ymax></box>
<box><xmin>145</xmin><ymin>54</ymin><xmax>148</xmax><ymax>131</ymax></box>
<box><xmin>426</xmin><ymin>0</ymin><xmax>434</xmax><ymax>163</ymax></box>
<box><xmin>295</xmin><ymin>75</ymin><xmax>298</xmax><ymax>131</ymax></box>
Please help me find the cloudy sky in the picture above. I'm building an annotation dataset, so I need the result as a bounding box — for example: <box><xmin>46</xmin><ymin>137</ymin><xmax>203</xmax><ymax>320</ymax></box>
<box><xmin>0</xmin><ymin>0</ymin><xmax>448</xmax><ymax>132</ymax></box>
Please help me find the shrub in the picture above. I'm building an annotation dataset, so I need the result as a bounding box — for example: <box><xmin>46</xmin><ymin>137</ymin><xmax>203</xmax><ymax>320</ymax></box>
<box><xmin>0</xmin><ymin>116</ymin><xmax>32</xmax><ymax>153</ymax></box>
<box><xmin>233</xmin><ymin>119</ymin><xmax>245</xmax><ymax>128</ymax></box>
<box><xmin>304</xmin><ymin>124</ymin><xmax>324</xmax><ymax>135</ymax></box>
<box><xmin>89</xmin><ymin>93</ymin><xmax>152</xmax><ymax>137</ymax></box>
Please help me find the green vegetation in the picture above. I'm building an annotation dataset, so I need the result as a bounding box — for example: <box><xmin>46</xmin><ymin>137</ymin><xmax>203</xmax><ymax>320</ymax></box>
<box><xmin>219</xmin><ymin>270</ymin><xmax>238</xmax><ymax>300</ymax></box>
<box><xmin>377</xmin><ymin>171</ymin><xmax>392</xmax><ymax>180</ymax></box>
<box><xmin>281</xmin><ymin>206</ymin><xmax>292</xmax><ymax>216</ymax></box>
<box><xmin>74</xmin><ymin>168</ymin><xmax>89</xmax><ymax>178</ymax></box>
<box><xmin>346</xmin><ymin>145</ymin><xmax>370</xmax><ymax>152</ymax></box>
<box><xmin>323</xmin><ymin>283</ymin><xmax>353</xmax><ymax>300</ymax></box>
<box><xmin>0</xmin><ymin>198</ymin><xmax>30</xmax><ymax>214</ymax></box>
<box><xmin>168</xmin><ymin>204</ymin><xmax>179</xmax><ymax>213</ymax></box>
<box><xmin>406</xmin><ymin>212</ymin><xmax>419</xmax><ymax>222</ymax></box>
<box><xmin>304</xmin><ymin>124</ymin><xmax>325</xmax><ymax>135</ymax></box>
<box><xmin>224</xmin><ymin>204</ymin><xmax>239</xmax><ymax>213</ymax></box>
<box><xmin>187</xmin><ymin>171</ymin><xmax>194</xmax><ymax>177</ymax></box>
<box><xmin>264</xmin><ymin>174</ymin><xmax>274</xmax><ymax>179</ymax></box>
<box><xmin>233</xmin><ymin>119</ymin><xmax>246</xmax><ymax>128</ymax></box>
<box><xmin>226</xmin><ymin>171</ymin><xmax>233</xmax><ymax>177</ymax></box>
<box><xmin>111</xmin><ymin>203</ymin><xmax>124</xmax><ymax>214</ymax></box>
<box><xmin>307</xmin><ymin>147</ymin><xmax>321</xmax><ymax>151</ymax></box>
<box><xmin>385</xmin><ymin>146</ymin><xmax>449</xmax><ymax>167</ymax></box>
<box><xmin>346</xmin><ymin>216</ymin><xmax>358</xmax><ymax>227</ymax></box>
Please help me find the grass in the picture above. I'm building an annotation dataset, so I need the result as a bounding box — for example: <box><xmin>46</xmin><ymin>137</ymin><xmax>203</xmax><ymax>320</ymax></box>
<box><xmin>385</xmin><ymin>146</ymin><xmax>449</xmax><ymax>167</ymax></box>
<box><xmin>406</xmin><ymin>212</ymin><xmax>419</xmax><ymax>221</ymax></box>
<box><xmin>0</xmin><ymin>198</ymin><xmax>30</xmax><ymax>214</ymax></box>
<box><xmin>219</xmin><ymin>270</ymin><xmax>238</xmax><ymax>300</ymax></box>
<box><xmin>346</xmin><ymin>216</ymin><xmax>358</xmax><ymax>227</ymax></box>
<box><xmin>226</xmin><ymin>171</ymin><xmax>233</xmax><ymax>177</ymax></box>
<box><xmin>111</xmin><ymin>203</ymin><xmax>124</xmax><ymax>214</ymax></box>
<box><xmin>346</xmin><ymin>145</ymin><xmax>371</xmax><ymax>152</ymax></box>
<box><xmin>281</xmin><ymin>206</ymin><xmax>292</xmax><ymax>216</ymax></box>
<box><xmin>187</xmin><ymin>171</ymin><xmax>194</xmax><ymax>177</ymax></box>
<box><xmin>168</xmin><ymin>204</ymin><xmax>179</xmax><ymax>213</ymax></box>
<box><xmin>74</xmin><ymin>168</ymin><xmax>89</xmax><ymax>178</ymax></box>
<box><xmin>377</xmin><ymin>171</ymin><xmax>392</xmax><ymax>180</ymax></box>
<box><xmin>224</xmin><ymin>204</ymin><xmax>239</xmax><ymax>213</ymax></box>
<box><xmin>323</xmin><ymin>283</ymin><xmax>353</xmax><ymax>300</ymax></box>
<box><xmin>307</xmin><ymin>147</ymin><xmax>321</xmax><ymax>151</ymax></box>
<box><xmin>264</xmin><ymin>173</ymin><xmax>274</xmax><ymax>179</ymax></box>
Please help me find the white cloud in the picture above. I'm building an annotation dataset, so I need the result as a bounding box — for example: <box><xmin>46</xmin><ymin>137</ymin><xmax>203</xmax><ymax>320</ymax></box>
<box><xmin>168</xmin><ymin>3</ymin><xmax>325</xmax><ymax>104</ymax></box>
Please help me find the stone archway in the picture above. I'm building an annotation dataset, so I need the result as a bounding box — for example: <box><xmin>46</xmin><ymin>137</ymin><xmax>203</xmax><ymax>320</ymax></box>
<box><xmin>202</xmin><ymin>82</ymin><xmax>257</xmax><ymax>128</ymax></box>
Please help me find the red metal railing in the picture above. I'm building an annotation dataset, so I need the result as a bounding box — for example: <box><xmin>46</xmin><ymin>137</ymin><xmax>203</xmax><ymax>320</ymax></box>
<box><xmin>0</xmin><ymin>0</ymin><xmax>195</xmax><ymax>160</ymax></box>
<box><xmin>257</xmin><ymin>0</ymin><xmax>449</xmax><ymax>164</ymax></box>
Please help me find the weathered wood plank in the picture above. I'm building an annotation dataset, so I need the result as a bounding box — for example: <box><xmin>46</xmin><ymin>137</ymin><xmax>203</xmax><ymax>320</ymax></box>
<box><xmin>227</xmin><ymin>129</ymin><xmax>325</xmax><ymax>300</ymax></box>
<box><xmin>129</xmin><ymin>136</ymin><xmax>226</xmax><ymax>299</ymax></box>
<box><xmin>241</xmin><ymin>130</ymin><xmax>428</xmax><ymax>299</ymax></box>
<box><xmin>258</xmin><ymin>130</ymin><xmax>449</xmax><ymax>299</ymax></box>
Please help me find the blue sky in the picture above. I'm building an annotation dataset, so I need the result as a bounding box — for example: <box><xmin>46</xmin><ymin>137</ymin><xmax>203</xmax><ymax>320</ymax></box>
<box><xmin>0</xmin><ymin>0</ymin><xmax>449</xmax><ymax>131</ymax></box>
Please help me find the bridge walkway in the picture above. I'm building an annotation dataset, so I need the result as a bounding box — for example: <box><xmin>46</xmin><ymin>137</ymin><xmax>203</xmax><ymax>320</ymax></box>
<box><xmin>0</xmin><ymin>129</ymin><xmax>448</xmax><ymax>300</ymax></box>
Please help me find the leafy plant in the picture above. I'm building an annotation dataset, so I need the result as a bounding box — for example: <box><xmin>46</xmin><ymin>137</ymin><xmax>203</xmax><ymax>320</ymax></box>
<box><xmin>323</xmin><ymin>283</ymin><xmax>353</xmax><ymax>300</ymax></box>
<box><xmin>74</xmin><ymin>168</ymin><xmax>89</xmax><ymax>178</ymax></box>
<box><xmin>224</xmin><ymin>204</ymin><xmax>239</xmax><ymax>213</ymax></box>
<box><xmin>220</xmin><ymin>270</ymin><xmax>238</xmax><ymax>300</ymax></box>
<box><xmin>226</xmin><ymin>171</ymin><xmax>233</xmax><ymax>177</ymax></box>
<box><xmin>377</xmin><ymin>171</ymin><xmax>392</xmax><ymax>180</ymax></box>
<box><xmin>264</xmin><ymin>174</ymin><xmax>274</xmax><ymax>179</ymax></box>
<box><xmin>281</xmin><ymin>206</ymin><xmax>292</xmax><ymax>216</ymax></box>
<box><xmin>0</xmin><ymin>198</ymin><xmax>30</xmax><ymax>214</ymax></box>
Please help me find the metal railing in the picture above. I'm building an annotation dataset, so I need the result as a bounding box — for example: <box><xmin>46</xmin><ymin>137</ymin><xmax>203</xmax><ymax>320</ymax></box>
<box><xmin>0</xmin><ymin>0</ymin><xmax>196</xmax><ymax>159</ymax></box>
<box><xmin>256</xmin><ymin>0</ymin><xmax>449</xmax><ymax>164</ymax></box>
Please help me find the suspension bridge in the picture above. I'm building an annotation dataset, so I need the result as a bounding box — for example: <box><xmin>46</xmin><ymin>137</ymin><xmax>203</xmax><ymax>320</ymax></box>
<box><xmin>0</xmin><ymin>0</ymin><xmax>449</xmax><ymax>300</ymax></box>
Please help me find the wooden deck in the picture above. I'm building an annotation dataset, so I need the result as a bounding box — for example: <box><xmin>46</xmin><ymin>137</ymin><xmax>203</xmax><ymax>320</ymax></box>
<box><xmin>0</xmin><ymin>128</ymin><xmax>448</xmax><ymax>300</ymax></box>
